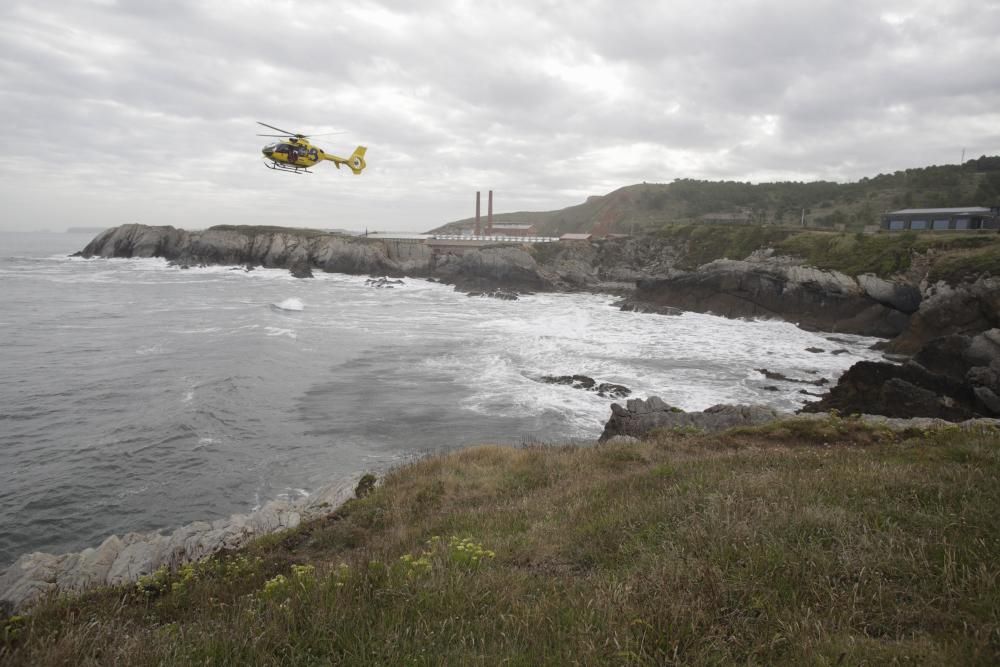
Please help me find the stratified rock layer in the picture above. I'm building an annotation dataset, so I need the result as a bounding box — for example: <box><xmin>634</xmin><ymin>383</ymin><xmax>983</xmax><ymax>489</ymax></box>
<box><xmin>620</xmin><ymin>258</ymin><xmax>911</xmax><ymax>338</ymax></box>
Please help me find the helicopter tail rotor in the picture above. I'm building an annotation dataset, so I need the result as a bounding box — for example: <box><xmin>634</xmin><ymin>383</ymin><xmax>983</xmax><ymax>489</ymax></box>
<box><xmin>346</xmin><ymin>146</ymin><xmax>367</xmax><ymax>175</ymax></box>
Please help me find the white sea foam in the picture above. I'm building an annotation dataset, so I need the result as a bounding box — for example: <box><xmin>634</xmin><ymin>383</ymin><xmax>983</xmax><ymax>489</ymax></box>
<box><xmin>264</xmin><ymin>327</ymin><xmax>297</xmax><ymax>339</ymax></box>
<box><xmin>272</xmin><ymin>297</ymin><xmax>304</xmax><ymax>311</ymax></box>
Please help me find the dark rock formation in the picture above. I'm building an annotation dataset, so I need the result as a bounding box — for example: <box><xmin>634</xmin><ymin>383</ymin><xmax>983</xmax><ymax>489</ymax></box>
<box><xmin>289</xmin><ymin>260</ymin><xmax>313</xmax><ymax>279</ymax></box>
<box><xmin>617</xmin><ymin>301</ymin><xmax>684</xmax><ymax>316</ymax></box>
<box><xmin>619</xmin><ymin>259</ymin><xmax>910</xmax><ymax>338</ymax></box>
<box><xmin>542</xmin><ymin>374</ymin><xmax>596</xmax><ymax>390</ymax></box>
<box><xmin>366</xmin><ymin>277</ymin><xmax>405</xmax><ymax>288</ymax></box>
<box><xmin>467</xmin><ymin>289</ymin><xmax>519</xmax><ymax>300</ymax></box>
<box><xmin>81</xmin><ymin>224</ymin><xmax>406</xmax><ymax>278</ymax></box>
<box><xmin>82</xmin><ymin>224</ymin><xmax>189</xmax><ymax>259</ymax></box>
<box><xmin>801</xmin><ymin>330</ymin><xmax>1000</xmax><ymax>420</ymax></box>
<box><xmin>595</xmin><ymin>382</ymin><xmax>632</xmax><ymax>399</ymax></box>
<box><xmin>755</xmin><ymin>369</ymin><xmax>829</xmax><ymax>386</ymax></box>
<box><xmin>600</xmin><ymin>397</ymin><xmax>783</xmax><ymax>441</ymax></box>
<box><xmin>433</xmin><ymin>246</ymin><xmax>555</xmax><ymax>292</ymax></box>
<box><xmin>539</xmin><ymin>375</ymin><xmax>632</xmax><ymax>399</ymax></box>
<box><xmin>887</xmin><ymin>277</ymin><xmax>1000</xmax><ymax>354</ymax></box>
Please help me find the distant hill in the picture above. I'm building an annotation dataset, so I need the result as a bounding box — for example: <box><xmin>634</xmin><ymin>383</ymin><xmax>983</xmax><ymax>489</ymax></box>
<box><xmin>429</xmin><ymin>155</ymin><xmax>1000</xmax><ymax>236</ymax></box>
<box><xmin>66</xmin><ymin>226</ymin><xmax>109</xmax><ymax>234</ymax></box>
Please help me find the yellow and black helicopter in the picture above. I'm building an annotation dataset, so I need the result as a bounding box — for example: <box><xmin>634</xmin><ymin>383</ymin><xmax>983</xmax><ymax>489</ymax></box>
<box><xmin>257</xmin><ymin>122</ymin><xmax>367</xmax><ymax>175</ymax></box>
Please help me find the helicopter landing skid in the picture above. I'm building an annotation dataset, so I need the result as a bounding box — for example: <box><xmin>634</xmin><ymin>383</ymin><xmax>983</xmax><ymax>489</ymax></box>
<box><xmin>264</xmin><ymin>160</ymin><xmax>312</xmax><ymax>174</ymax></box>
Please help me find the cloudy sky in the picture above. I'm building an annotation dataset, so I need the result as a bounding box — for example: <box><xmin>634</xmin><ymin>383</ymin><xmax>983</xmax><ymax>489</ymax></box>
<box><xmin>2</xmin><ymin>0</ymin><xmax>999</xmax><ymax>233</ymax></box>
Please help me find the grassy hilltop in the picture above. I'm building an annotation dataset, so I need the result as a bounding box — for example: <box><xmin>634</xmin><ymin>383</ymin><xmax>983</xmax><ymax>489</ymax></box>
<box><xmin>433</xmin><ymin>155</ymin><xmax>1000</xmax><ymax>236</ymax></box>
<box><xmin>642</xmin><ymin>224</ymin><xmax>1000</xmax><ymax>279</ymax></box>
<box><xmin>4</xmin><ymin>418</ymin><xmax>999</xmax><ymax>665</ymax></box>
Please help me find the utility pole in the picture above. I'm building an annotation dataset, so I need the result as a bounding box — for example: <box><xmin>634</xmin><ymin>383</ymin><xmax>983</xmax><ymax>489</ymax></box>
<box><xmin>961</xmin><ymin>147</ymin><xmax>966</xmax><ymax>164</ymax></box>
<box><xmin>800</xmin><ymin>208</ymin><xmax>805</xmax><ymax>227</ymax></box>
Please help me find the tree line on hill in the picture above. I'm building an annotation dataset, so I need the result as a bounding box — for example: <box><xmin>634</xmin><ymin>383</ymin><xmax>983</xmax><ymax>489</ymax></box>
<box><xmin>436</xmin><ymin>155</ymin><xmax>1000</xmax><ymax>236</ymax></box>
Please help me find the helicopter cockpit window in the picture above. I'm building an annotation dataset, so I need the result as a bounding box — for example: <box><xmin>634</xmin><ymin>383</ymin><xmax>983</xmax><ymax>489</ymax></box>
<box><xmin>264</xmin><ymin>143</ymin><xmax>279</xmax><ymax>152</ymax></box>
<box><xmin>278</xmin><ymin>144</ymin><xmax>294</xmax><ymax>153</ymax></box>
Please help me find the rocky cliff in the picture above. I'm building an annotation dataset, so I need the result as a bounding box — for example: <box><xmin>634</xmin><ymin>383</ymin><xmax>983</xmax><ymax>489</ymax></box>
<box><xmin>801</xmin><ymin>329</ymin><xmax>1000</xmax><ymax>420</ymax></box>
<box><xmin>617</xmin><ymin>255</ymin><xmax>914</xmax><ymax>337</ymax></box>
<box><xmin>80</xmin><ymin>224</ymin><xmax>411</xmax><ymax>277</ymax></box>
<box><xmin>79</xmin><ymin>225</ymin><xmax>1000</xmax><ymax>352</ymax></box>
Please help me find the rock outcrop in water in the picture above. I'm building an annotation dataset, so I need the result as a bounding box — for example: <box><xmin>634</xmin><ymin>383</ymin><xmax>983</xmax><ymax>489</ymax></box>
<box><xmin>0</xmin><ymin>475</ymin><xmax>361</xmax><ymax>614</ymax></box>
<box><xmin>538</xmin><ymin>374</ymin><xmax>632</xmax><ymax>399</ymax></box>
<box><xmin>802</xmin><ymin>329</ymin><xmax>1000</xmax><ymax>420</ymax></box>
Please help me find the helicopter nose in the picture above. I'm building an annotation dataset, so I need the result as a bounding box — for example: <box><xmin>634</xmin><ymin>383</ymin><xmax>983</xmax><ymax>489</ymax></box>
<box><xmin>262</xmin><ymin>147</ymin><xmax>273</xmax><ymax>157</ymax></box>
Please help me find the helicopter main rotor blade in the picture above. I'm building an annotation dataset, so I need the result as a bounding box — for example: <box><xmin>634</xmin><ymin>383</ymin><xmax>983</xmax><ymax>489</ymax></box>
<box><xmin>257</xmin><ymin>133</ymin><xmax>292</xmax><ymax>138</ymax></box>
<box><xmin>257</xmin><ymin>121</ymin><xmax>298</xmax><ymax>136</ymax></box>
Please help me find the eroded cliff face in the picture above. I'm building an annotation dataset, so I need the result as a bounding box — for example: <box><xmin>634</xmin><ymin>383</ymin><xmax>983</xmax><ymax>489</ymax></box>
<box><xmin>433</xmin><ymin>246</ymin><xmax>554</xmax><ymax>292</ymax></box>
<box><xmin>81</xmin><ymin>224</ymin><xmax>191</xmax><ymax>259</ymax></box>
<box><xmin>886</xmin><ymin>277</ymin><xmax>1000</xmax><ymax>354</ymax></box>
<box><xmin>80</xmin><ymin>224</ymin><xmax>411</xmax><ymax>277</ymax></box>
<box><xmin>616</xmin><ymin>256</ymin><xmax>914</xmax><ymax>338</ymax></box>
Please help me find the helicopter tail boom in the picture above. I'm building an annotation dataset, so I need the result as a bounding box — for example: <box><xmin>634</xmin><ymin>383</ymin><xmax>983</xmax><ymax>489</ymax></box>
<box><xmin>324</xmin><ymin>146</ymin><xmax>367</xmax><ymax>175</ymax></box>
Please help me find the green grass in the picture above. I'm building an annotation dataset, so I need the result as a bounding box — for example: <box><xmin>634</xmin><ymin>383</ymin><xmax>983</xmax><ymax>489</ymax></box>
<box><xmin>927</xmin><ymin>242</ymin><xmax>1000</xmax><ymax>284</ymax></box>
<box><xmin>653</xmin><ymin>224</ymin><xmax>797</xmax><ymax>269</ymax></box>
<box><xmin>206</xmin><ymin>225</ymin><xmax>337</xmax><ymax>237</ymax></box>
<box><xmin>773</xmin><ymin>230</ymin><xmax>1000</xmax><ymax>278</ymax></box>
<box><xmin>4</xmin><ymin>419</ymin><xmax>1000</xmax><ymax>665</ymax></box>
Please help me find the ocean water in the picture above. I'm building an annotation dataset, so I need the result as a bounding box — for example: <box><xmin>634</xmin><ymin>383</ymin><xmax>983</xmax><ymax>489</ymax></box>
<box><xmin>0</xmin><ymin>232</ymin><xmax>884</xmax><ymax>566</ymax></box>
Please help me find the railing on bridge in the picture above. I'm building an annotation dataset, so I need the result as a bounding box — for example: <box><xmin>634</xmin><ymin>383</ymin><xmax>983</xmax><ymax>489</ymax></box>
<box><xmin>429</xmin><ymin>234</ymin><xmax>559</xmax><ymax>243</ymax></box>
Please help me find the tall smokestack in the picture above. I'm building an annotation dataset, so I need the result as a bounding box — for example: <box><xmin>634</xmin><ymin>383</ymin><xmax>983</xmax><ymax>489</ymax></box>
<box><xmin>475</xmin><ymin>191</ymin><xmax>481</xmax><ymax>236</ymax></box>
<box><xmin>488</xmin><ymin>190</ymin><xmax>493</xmax><ymax>236</ymax></box>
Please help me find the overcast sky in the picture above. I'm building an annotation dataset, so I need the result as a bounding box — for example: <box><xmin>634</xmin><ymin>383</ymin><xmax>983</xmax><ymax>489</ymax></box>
<box><xmin>2</xmin><ymin>0</ymin><xmax>999</xmax><ymax>233</ymax></box>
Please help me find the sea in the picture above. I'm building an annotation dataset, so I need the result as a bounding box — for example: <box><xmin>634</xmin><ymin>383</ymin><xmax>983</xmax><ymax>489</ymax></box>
<box><xmin>0</xmin><ymin>231</ymin><xmax>885</xmax><ymax>567</ymax></box>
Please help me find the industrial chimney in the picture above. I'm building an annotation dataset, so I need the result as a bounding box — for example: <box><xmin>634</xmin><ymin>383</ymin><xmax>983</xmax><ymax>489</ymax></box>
<box><xmin>475</xmin><ymin>191</ymin><xmax>481</xmax><ymax>236</ymax></box>
<box><xmin>488</xmin><ymin>190</ymin><xmax>494</xmax><ymax>236</ymax></box>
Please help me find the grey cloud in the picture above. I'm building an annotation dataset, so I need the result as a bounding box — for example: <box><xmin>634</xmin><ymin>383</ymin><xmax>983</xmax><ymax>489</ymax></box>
<box><xmin>1</xmin><ymin>0</ymin><xmax>998</xmax><ymax>232</ymax></box>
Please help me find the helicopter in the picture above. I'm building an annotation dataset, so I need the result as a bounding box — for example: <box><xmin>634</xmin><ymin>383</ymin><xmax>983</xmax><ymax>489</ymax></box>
<box><xmin>257</xmin><ymin>122</ymin><xmax>367</xmax><ymax>174</ymax></box>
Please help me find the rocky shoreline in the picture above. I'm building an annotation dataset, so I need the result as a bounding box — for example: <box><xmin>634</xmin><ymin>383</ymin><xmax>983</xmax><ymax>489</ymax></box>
<box><xmin>6</xmin><ymin>223</ymin><xmax>987</xmax><ymax>612</ymax></box>
<box><xmin>77</xmin><ymin>225</ymin><xmax>1000</xmax><ymax>417</ymax></box>
<box><xmin>0</xmin><ymin>474</ymin><xmax>362</xmax><ymax>615</ymax></box>
<box><xmin>78</xmin><ymin>224</ymin><xmax>997</xmax><ymax>345</ymax></box>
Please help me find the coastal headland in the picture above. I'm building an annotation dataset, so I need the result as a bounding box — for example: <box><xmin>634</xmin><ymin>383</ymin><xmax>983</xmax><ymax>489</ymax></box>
<box><xmin>0</xmin><ymin>225</ymin><xmax>1000</xmax><ymax>655</ymax></box>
